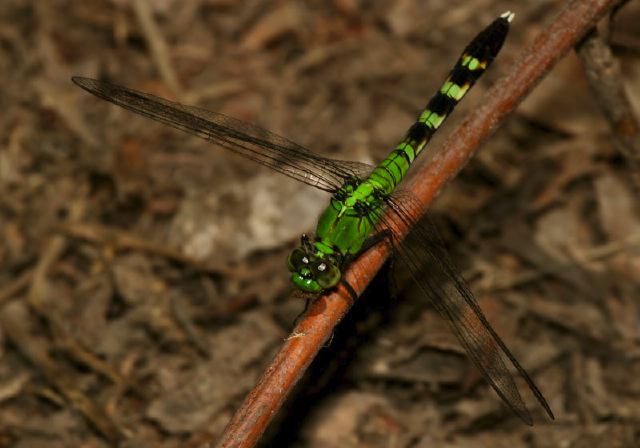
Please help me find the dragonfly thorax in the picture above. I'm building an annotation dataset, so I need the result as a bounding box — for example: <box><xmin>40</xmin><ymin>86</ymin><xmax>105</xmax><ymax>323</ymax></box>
<box><xmin>287</xmin><ymin>235</ymin><xmax>342</xmax><ymax>293</ymax></box>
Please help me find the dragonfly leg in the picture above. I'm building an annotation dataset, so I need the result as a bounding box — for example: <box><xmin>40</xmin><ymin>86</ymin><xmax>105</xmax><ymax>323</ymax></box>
<box><xmin>292</xmin><ymin>296</ymin><xmax>313</xmax><ymax>329</ymax></box>
<box><xmin>338</xmin><ymin>229</ymin><xmax>395</xmax><ymax>303</ymax></box>
<box><xmin>339</xmin><ymin>278</ymin><xmax>358</xmax><ymax>303</ymax></box>
<box><xmin>323</xmin><ymin>332</ymin><xmax>335</xmax><ymax>348</ymax></box>
<box><xmin>359</xmin><ymin>229</ymin><xmax>394</xmax><ymax>254</ymax></box>
<box><xmin>361</xmin><ymin>229</ymin><xmax>401</xmax><ymax>300</ymax></box>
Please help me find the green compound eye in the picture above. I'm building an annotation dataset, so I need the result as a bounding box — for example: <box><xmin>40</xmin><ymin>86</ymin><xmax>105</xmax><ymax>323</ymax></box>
<box><xmin>291</xmin><ymin>273</ymin><xmax>322</xmax><ymax>293</ymax></box>
<box><xmin>287</xmin><ymin>248</ymin><xmax>309</xmax><ymax>272</ymax></box>
<box><xmin>312</xmin><ymin>261</ymin><xmax>341</xmax><ymax>289</ymax></box>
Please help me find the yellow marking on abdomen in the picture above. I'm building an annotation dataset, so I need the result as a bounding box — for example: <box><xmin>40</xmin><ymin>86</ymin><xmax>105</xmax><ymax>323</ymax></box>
<box><xmin>440</xmin><ymin>80</ymin><xmax>470</xmax><ymax>101</ymax></box>
<box><xmin>462</xmin><ymin>54</ymin><xmax>487</xmax><ymax>71</ymax></box>
<box><xmin>419</xmin><ymin>110</ymin><xmax>445</xmax><ymax>129</ymax></box>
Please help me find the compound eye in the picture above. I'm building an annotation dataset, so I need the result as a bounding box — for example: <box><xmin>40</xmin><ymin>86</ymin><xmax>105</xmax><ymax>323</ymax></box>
<box><xmin>310</xmin><ymin>261</ymin><xmax>325</xmax><ymax>274</ymax></box>
<box><xmin>312</xmin><ymin>261</ymin><xmax>341</xmax><ymax>289</ymax></box>
<box><xmin>287</xmin><ymin>248</ymin><xmax>310</xmax><ymax>271</ymax></box>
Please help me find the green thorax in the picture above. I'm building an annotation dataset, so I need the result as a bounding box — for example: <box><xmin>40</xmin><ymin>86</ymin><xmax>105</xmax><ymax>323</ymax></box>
<box><xmin>313</xmin><ymin>178</ymin><xmax>380</xmax><ymax>257</ymax></box>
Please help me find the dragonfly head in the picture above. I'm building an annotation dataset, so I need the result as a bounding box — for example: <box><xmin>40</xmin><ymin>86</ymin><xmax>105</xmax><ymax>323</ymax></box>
<box><xmin>287</xmin><ymin>235</ymin><xmax>341</xmax><ymax>293</ymax></box>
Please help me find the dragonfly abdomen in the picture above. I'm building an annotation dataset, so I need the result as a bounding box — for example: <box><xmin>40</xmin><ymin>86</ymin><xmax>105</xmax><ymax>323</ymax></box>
<box><xmin>367</xmin><ymin>12</ymin><xmax>513</xmax><ymax>195</ymax></box>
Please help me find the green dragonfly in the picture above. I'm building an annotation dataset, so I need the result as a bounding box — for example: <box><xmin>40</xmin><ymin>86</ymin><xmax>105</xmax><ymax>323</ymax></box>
<box><xmin>73</xmin><ymin>12</ymin><xmax>554</xmax><ymax>425</ymax></box>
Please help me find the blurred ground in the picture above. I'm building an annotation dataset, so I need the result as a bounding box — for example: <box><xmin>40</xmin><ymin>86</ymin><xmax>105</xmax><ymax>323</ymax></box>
<box><xmin>1</xmin><ymin>0</ymin><xmax>640</xmax><ymax>447</ymax></box>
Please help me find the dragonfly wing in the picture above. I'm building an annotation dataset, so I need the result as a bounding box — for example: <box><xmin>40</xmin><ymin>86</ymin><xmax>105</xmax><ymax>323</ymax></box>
<box><xmin>379</xmin><ymin>193</ymin><xmax>554</xmax><ymax>425</ymax></box>
<box><xmin>332</xmin><ymin>159</ymin><xmax>375</xmax><ymax>178</ymax></box>
<box><xmin>72</xmin><ymin>77</ymin><xmax>360</xmax><ymax>192</ymax></box>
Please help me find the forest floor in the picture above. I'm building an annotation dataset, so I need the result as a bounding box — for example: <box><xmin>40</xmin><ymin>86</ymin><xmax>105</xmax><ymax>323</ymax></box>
<box><xmin>1</xmin><ymin>1</ymin><xmax>640</xmax><ymax>447</ymax></box>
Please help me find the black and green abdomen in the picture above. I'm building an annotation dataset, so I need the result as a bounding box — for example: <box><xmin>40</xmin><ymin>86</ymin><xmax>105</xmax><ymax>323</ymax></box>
<box><xmin>367</xmin><ymin>12</ymin><xmax>512</xmax><ymax>195</ymax></box>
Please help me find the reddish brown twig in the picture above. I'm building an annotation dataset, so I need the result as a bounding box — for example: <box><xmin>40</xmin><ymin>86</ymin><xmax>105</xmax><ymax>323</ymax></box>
<box><xmin>215</xmin><ymin>0</ymin><xmax>620</xmax><ymax>446</ymax></box>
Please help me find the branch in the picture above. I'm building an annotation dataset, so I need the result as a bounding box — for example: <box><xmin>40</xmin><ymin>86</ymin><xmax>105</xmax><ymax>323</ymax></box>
<box><xmin>576</xmin><ymin>26</ymin><xmax>640</xmax><ymax>191</ymax></box>
<box><xmin>214</xmin><ymin>0</ymin><xmax>621</xmax><ymax>446</ymax></box>
<box><xmin>132</xmin><ymin>0</ymin><xmax>182</xmax><ymax>96</ymax></box>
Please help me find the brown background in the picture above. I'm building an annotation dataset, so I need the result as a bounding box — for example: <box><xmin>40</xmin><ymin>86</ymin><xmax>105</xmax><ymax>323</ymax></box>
<box><xmin>1</xmin><ymin>0</ymin><xmax>639</xmax><ymax>446</ymax></box>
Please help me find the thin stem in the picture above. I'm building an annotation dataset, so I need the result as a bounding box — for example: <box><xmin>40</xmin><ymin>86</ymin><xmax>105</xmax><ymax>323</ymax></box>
<box><xmin>576</xmin><ymin>26</ymin><xmax>640</xmax><ymax>192</ymax></box>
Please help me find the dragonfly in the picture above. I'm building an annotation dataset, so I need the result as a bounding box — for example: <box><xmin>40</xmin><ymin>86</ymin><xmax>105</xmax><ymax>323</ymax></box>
<box><xmin>73</xmin><ymin>11</ymin><xmax>554</xmax><ymax>425</ymax></box>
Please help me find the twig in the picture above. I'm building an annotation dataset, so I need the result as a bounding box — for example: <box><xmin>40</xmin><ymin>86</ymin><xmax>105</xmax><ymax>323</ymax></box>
<box><xmin>0</xmin><ymin>268</ymin><xmax>33</xmax><ymax>305</ymax></box>
<box><xmin>576</xmin><ymin>26</ymin><xmax>640</xmax><ymax>192</ymax></box>
<box><xmin>486</xmin><ymin>231</ymin><xmax>640</xmax><ymax>292</ymax></box>
<box><xmin>27</xmin><ymin>201</ymin><xmax>86</xmax><ymax>309</ymax></box>
<box><xmin>131</xmin><ymin>0</ymin><xmax>182</xmax><ymax>96</ymax></box>
<box><xmin>216</xmin><ymin>1</ymin><xmax>621</xmax><ymax>446</ymax></box>
<box><xmin>59</xmin><ymin>221</ymin><xmax>241</xmax><ymax>276</ymax></box>
<box><xmin>1</xmin><ymin>199</ymin><xmax>123</xmax><ymax>442</ymax></box>
<box><xmin>12</xmin><ymin>203</ymin><xmax>124</xmax><ymax>439</ymax></box>
<box><xmin>0</xmin><ymin>301</ymin><xmax>123</xmax><ymax>443</ymax></box>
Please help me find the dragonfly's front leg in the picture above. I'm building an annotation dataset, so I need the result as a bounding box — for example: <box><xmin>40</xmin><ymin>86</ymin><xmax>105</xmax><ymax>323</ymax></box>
<box><xmin>339</xmin><ymin>278</ymin><xmax>358</xmax><ymax>303</ymax></box>
<box><xmin>338</xmin><ymin>229</ymin><xmax>396</xmax><ymax>302</ymax></box>
<box><xmin>358</xmin><ymin>229</ymin><xmax>394</xmax><ymax>254</ymax></box>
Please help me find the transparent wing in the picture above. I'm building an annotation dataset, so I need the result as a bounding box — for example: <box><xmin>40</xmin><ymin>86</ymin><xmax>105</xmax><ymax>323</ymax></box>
<box><xmin>378</xmin><ymin>192</ymin><xmax>554</xmax><ymax>425</ymax></box>
<box><xmin>72</xmin><ymin>77</ymin><xmax>370</xmax><ymax>192</ymax></box>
